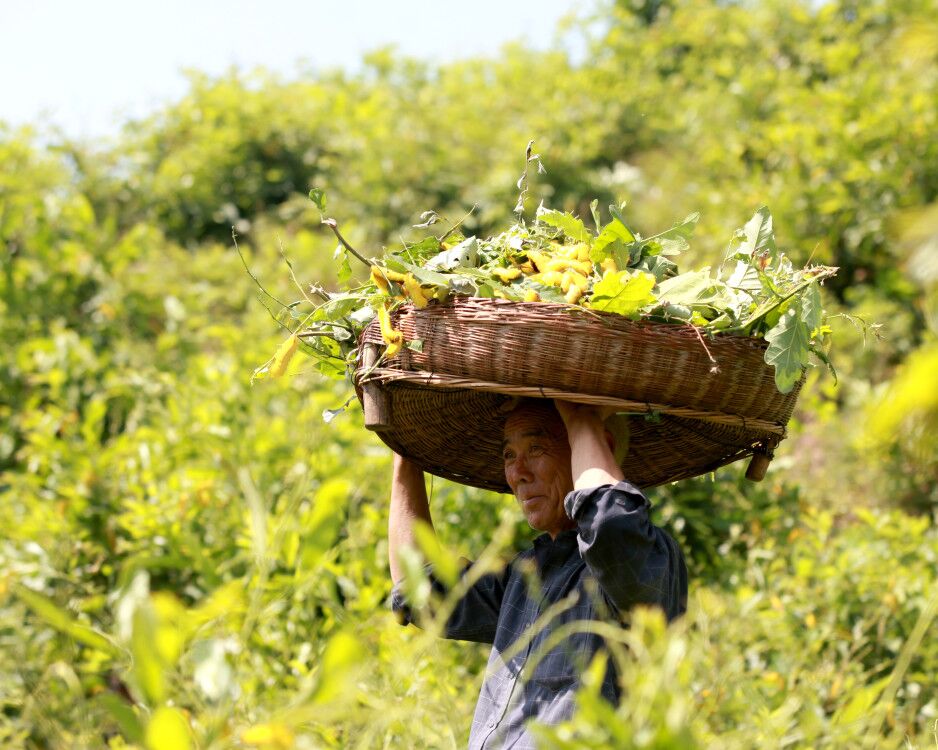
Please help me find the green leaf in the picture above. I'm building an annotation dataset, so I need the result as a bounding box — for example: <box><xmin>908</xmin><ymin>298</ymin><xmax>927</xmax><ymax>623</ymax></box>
<box><xmin>14</xmin><ymin>584</ymin><xmax>120</xmax><ymax>656</ymax></box>
<box><xmin>300</xmin><ymin>478</ymin><xmax>348</xmax><ymax>571</ymax></box>
<box><xmin>97</xmin><ymin>694</ymin><xmax>145</xmax><ymax>743</ymax></box>
<box><xmin>643</xmin><ymin>212</ymin><xmax>699</xmax><ymax>256</ymax></box>
<box><xmin>597</xmin><ymin>238</ymin><xmax>631</xmax><ymax>270</ymax></box>
<box><xmin>312</xmin><ymin>631</ymin><xmax>366</xmax><ymax>704</ymax></box>
<box><xmin>308</xmin><ymin>188</ymin><xmax>327</xmax><ymax>213</ymax></box>
<box><xmin>589</xmin><ymin>271</ymin><xmax>657</xmax><ymax>317</ymax></box>
<box><xmin>833</xmin><ymin>676</ymin><xmax>890</xmax><ymax>726</ymax></box>
<box><xmin>334</xmin><ymin>246</ymin><xmax>352</xmax><ymax>285</ymax></box>
<box><xmin>392</xmin><ymin>259</ymin><xmax>458</xmax><ymax>288</ymax></box>
<box><xmin>738</xmin><ymin>206</ymin><xmax>777</xmax><ymax>259</ymax></box>
<box><xmin>536</xmin><ymin>207</ymin><xmax>592</xmax><ymax>243</ymax></box>
<box><xmin>402</xmin><ymin>236</ymin><xmax>444</xmax><ymax>262</ymax></box>
<box><xmin>764</xmin><ymin>308</ymin><xmax>811</xmax><ymax>393</ymax></box>
<box><xmin>131</xmin><ymin>605</ymin><xmax>166</xmax><ymax>704</ymax></box>
<box><xmin>589</xmin><ymin>199</ymin><xmax>601</xmax><ymax>233</ymax></box>
<box><xmin>413</xmin><ymin>521</ymin><xmax>459</xmax><ymax>588</ymax></box>
<box><xmin>802</xmin><ymin>281</ymin><xmax>823</xmax><ymax>335</ymax></box>
<box><xmin>523</xmin><ymin>280</ymin><xmax>566</xmax><ymax>303</ymax></box>
<box><xmin>634</xmin><ymin>254</ymin><xmax>678</xmax><ymax>282</ymax></box>
<box><xmin>592</xmin><ymin>215</ymin><xmax>636</xmax><ymax>259</ymax></box>
<box><xmin>657</xmin><ymin>269</ymin><xmax>732</xmax><ymax>309</ymax></box>
<box><xmin>726</xmin><ymin>260</ymin><xmax>762</xmax><ymax>295</ymax></box>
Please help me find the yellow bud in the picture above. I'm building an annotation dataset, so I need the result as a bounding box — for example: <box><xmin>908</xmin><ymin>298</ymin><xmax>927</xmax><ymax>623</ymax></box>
<box><xmin>560</xmin><ymin>271</ymin><xmax>574</xmax><ymax>293</ymax></box>
<box><xmin>401</xmin><ymin>275</ymin><xmax>431</xmax><ymax>309</ymax></box>
<box><xmin>376</xmin><ymin>305</ymin><xmax>404</xmax><ymax>358</ymax></box>
<box><xmin>569</xmin><ymin>270</ymin><xmax>589</xmax><ymax>290</ymax></box>
<box><xmin>526</xmin><ymin>250</ymin><xmax>551</xmax><ymax>273</ymax></box>
<box><xmin>541</xmin><ymin>270</ymin><xmax>563</xmax><ymax>287</ymax></box>
<box><xmin>268</xmin><ymin>334</ymin><xmax>299</xmax><ymax>378</ymax></box>
<box><xmin>242</xmin><ymin>723</ymin><xmax>295</xmax><ymax>748</ymax></box>
<box><xmin>383</xmin><ymin>269</ymin><xmax>408</xmax><ymax>284</ymax></box>
<box><xmin>370</xmin><ymin>266</ymin><xmax>391</xmax><ymax>294</ymax></box>
<box><xmin>493</xmin><ymin>267</ymin><xmax>522</xmax><ymax>283</ymax></box>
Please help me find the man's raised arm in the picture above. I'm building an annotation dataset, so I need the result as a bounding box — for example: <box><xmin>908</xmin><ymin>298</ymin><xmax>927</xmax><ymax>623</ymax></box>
<box><xmin>387</xmin><ymin>453</ymin><xmax>509</xmax><ymax>643</ymax></box>
<box><xmin>554</xmin><ymin>400</ymin><xmax>688</xmax><ymax>621</ymax></box>
<box><xmin>388</xmin><ymin>453</ymin><xmax>434</xmax><ymax>585</ymax></box>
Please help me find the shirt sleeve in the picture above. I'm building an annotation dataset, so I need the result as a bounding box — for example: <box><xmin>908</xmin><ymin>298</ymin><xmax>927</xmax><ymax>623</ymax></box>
<box><xmin>390</xmin><ymin>560</ymin><xmax>510</xmax><ymax>644</ymax></box>
<box><xmin>564</xmin><ymin>481</ymin><xmax>688</xmax><ymax>621</ymax></box>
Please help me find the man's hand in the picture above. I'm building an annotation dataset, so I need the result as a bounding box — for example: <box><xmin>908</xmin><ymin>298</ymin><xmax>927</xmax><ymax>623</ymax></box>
<box><xmin>553</xmin><ymin>400</ymin><xmax>625</xmax><ymax>490</ymax></box>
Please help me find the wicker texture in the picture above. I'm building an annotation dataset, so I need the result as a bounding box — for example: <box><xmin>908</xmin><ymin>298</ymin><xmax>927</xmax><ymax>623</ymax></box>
<box><xmin>355</xmin><ymin>297</ymin><xmax>803</xmax><ymax>491</ymax></box>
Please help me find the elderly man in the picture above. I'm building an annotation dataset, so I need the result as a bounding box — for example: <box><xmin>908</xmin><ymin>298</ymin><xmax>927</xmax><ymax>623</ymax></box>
<box><xmin>389</xmin><ymin>399</ymin><xmax>687</xmax><ymax>749</ymax></box>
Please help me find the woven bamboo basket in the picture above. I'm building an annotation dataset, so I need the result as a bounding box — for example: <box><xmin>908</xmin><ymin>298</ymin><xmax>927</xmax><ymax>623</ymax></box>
<box><xmin>353</xmin><ymin>297</ymin><xmax>803</xmax><ymax>492</ymax></box>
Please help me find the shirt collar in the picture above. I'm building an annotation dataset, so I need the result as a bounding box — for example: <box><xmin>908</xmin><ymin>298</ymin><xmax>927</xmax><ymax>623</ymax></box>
<box><xmin>532</xmin><ymin>528</ymin><xmax>578</xmax><ymax>570</ymax></box>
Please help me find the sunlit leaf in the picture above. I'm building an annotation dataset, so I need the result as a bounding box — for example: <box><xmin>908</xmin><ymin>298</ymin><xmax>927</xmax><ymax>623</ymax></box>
<box><xmin>833</xmin><ymin>676</ymin><xmax>890</xmax><ymax>726</ymax></box>
<box><xmin>14</xmin><ymin>584</ymin><xmax>119</xmax><ymax>656</ymax></box>
<box><xmin>300</xmin><ymin>478</ymin><xmax>348</xmax><ymax>571</ymax></box>
<box><xmin>312</xmin><ymin>631</ymin><xmax>365</xmax><ymax>704</ymax></box>
<box><xmin>308</xmin><ymin>188</ymin><xmax>327</xmax><ymax>213</ymax></box>
<box><xmin>242</xmin><ymin>723</ymin><xmax>295</xmax><ymax>748</ymax></box>
<box><xmin>413</xmin><ymin>521</ymin><xmax>459</xmax><ymax>588</ymax></box>
<box><xmin>536</xmin><ymin>207</ymin><xmax>592</xmax><ymax>243</ymax></box>
<box><xmin>145</xmin><ymin>706</ymin><xmax>192</xmax><ymax>750</ymax></box>
<box><xmin>764</xmin><ymin>308</ymin><xmax>811</xmax><ymax>393</ymax></box>
<box><xmin>737</xmin><ymin>206</ymin><xmax>777</xmax><ymax>259</ymax></box>
<box><xmin>589</xmin><ymin>271</ymin><xmax>657</xmax><ymax>317</ymax></box>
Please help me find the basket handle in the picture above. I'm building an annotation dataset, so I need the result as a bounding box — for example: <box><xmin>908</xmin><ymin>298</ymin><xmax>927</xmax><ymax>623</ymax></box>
<box><xmin>361</xmin><ymin>344</ymin><xmax>393</xmax><ymax>431</ymax></box>
<box><xmin>745</xmin><ymin>439</ymin><xmax>778</xmax><ymax>482</ymax></box>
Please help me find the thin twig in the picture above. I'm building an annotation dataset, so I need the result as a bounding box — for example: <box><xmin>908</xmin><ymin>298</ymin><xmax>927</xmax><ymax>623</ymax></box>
<box><xmin>277</xmin><ymin>235</ymin><xmax>318</xmax><ymax>308</ymax></box>
<box><xmin>686</xmin><ymin>323</ymin><xmax>720</xmax><ymax>374</ymax></box>
<box><xmin>438</xmin><ymin>204</ymin><xmax>478</xmax><ymax>244</ymax></box>
<box><xmin>322</xmin><ymin>218</ymin><xmax>372</xmax><ymax>267</ymax></box>
<box><xmin>232</xmin><ymin>228</ymin><xmax>290</xmax><ymax>309</ymax></box>
<box><xmin>307</xmin><ymin>284</ymin><xmax>330</xmax><ymax>303</ymax></box>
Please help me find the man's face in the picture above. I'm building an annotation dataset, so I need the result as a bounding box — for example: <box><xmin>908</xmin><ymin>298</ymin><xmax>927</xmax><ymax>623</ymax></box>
<box><xmin>502</xmin><ymin>404</ymin><xmax>576</xmax><ymax>538</ymax></box>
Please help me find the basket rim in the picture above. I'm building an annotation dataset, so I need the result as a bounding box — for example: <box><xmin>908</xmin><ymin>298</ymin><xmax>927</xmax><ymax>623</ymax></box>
<box><xmin>351</xmin><ymin>297</ymin><xmax>803</xmax><ymax>490</ymax></box>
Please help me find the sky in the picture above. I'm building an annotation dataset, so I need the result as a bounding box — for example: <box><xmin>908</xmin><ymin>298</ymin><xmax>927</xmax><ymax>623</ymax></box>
<box><xmin>2</xmin><ymin>0</ymin><xmax>584</xmax><ymax>139</ymax></box>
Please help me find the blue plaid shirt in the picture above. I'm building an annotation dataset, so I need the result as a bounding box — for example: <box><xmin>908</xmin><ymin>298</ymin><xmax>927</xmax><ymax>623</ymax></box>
<box><xmin>392</xmin><ymin>481</ymin><xmax>688</xmax><ymax>749</ymax></box>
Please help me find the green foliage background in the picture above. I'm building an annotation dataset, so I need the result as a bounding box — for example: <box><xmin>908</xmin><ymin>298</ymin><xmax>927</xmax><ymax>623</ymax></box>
<box><xmin>2</xmin><ymin>0</ymin><xmax>938</xmax><ymax>747</ymax></box>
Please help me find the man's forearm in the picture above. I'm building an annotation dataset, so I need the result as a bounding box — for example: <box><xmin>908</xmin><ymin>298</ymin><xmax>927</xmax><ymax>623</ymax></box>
<box><xmin>388</xmin><ymin>453</ymin><xmax>433</xmax><ymax>584</ymax></box>
<box><xmin>554</xmin><ymin>401</ymin><xmax>625</xmax><ymax>489</ymax></box>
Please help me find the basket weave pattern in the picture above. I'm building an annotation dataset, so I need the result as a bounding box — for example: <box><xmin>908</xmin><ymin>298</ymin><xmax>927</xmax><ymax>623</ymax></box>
<box><xmin>356</xmin><ymin>297</ymin><xmax>803</xmax><ymax>491</ymax></box>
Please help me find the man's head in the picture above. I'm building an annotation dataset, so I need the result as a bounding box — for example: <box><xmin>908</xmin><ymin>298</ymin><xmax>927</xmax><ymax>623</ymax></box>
<box><xmin>502</xmin><ymin>400</ymin><xmax>576</xmax><ymax>538</ymax></box>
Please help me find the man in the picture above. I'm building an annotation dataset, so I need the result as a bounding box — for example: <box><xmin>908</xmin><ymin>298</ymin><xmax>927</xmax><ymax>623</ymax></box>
<box><xmin>389</xmin><ymin>398</ymin><xmax>687</xmax><ymax>749</ymax></box>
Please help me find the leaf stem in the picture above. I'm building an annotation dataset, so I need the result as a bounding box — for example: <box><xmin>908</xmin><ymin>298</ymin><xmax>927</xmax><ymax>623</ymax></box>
<box><xmin>322</xmin><ymin>218</ymin><xmax>372</xmax><ymax>267</ymax></box>
<box><xmin>722</xmin><ymin>268</ymin><xmax>836</xmax><ymax>335</ymax></box>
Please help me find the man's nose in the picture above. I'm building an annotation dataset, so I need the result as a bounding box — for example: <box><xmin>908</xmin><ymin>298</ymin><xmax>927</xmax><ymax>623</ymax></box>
<box><xmin>509</xmin><ymin>455</ymin><xmax>533</xmax><ymax>484</ymax></box>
